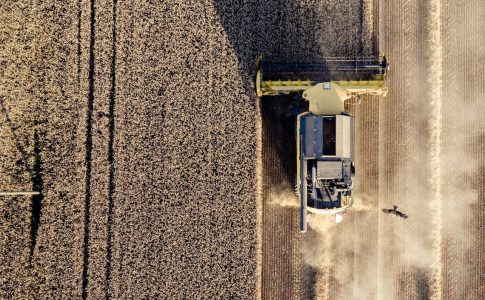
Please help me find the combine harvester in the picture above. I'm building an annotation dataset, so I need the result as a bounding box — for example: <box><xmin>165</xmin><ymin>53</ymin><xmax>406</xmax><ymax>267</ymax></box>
<box><xmin>256</xmin><ymin>55</ymin><xmax>389</xmax><ymax>232</ymax></box>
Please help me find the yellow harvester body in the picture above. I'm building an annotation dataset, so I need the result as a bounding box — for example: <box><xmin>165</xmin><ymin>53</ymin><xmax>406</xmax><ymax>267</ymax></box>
<box><xmin>256</xmin><ymin>55</ymin><xmax>389</xmax><ymax>232</ymax></box>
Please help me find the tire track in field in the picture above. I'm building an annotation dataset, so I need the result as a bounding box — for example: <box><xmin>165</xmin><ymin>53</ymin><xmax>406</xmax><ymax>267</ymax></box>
<box><xmin>104</xmin><ymin>0</ymin><xmax>117</xmax><ymax>299</ymax></box>
<box><xmin>81</xmin><ymin>0</ymin><xmax>96</xmax><ymax>299</ymax></box>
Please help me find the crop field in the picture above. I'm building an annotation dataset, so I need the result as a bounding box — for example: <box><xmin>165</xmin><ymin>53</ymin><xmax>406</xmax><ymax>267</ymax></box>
<box><xmin>0</xmin><ymin>0</ymin><xmax>484</xmax><ymax>299</ymax></box>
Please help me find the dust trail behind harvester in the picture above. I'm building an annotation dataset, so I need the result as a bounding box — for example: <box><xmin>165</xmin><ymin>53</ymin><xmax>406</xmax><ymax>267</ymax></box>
<box><xmin>303</xmin><ymin>215</ymin><xmax>338</xmax><ymax>300</ymax></box>
<box><xmin>268</xmin><ymin>189</ymin><xmax>299</xmax><ymax>208</ymax></box>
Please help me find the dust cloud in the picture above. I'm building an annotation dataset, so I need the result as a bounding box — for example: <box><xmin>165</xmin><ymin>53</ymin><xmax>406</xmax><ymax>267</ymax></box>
<box><xmin>268</xmin><ymin>188</ymin><xmax>299</xmax><ymax>208</ymax></box>
<box><xmin>302</xmin><ymin>216</ymin><xmax>337</xmax><ymax>300</ymax></box>
<box><xmin>349</xmin><ymin>194</ymin><xmax>373</xmax><ymax>212</ymax></box>
<box><xmin>376</xmin><ymin>0</ymin><xmax>484</xmax><ymax>297</ymax></box>
<box><xmin>300</xmin><ymin>0</ymin><xmax>484</xmax><ymax>297</ymax></box>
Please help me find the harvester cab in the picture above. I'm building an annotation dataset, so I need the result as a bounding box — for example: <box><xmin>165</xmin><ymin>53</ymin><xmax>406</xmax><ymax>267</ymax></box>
<box><xmin>256</xmin><ymin>54</ymin><xmax>389</xmax><ymax>233</ymax></box>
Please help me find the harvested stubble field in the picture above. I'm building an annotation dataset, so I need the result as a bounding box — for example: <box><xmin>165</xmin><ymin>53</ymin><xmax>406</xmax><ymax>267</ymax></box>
<box><xmin>1</xmin><ymin>0</ymin><xmax>484</xmax><ymax>300</ymax></box>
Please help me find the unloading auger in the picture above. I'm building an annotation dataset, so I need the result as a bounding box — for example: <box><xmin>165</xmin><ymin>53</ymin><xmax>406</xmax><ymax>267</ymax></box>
<box><xmin>256</xmin><ymin>54</ymin><xmax>389</xmax><ymax>232</ymax></box>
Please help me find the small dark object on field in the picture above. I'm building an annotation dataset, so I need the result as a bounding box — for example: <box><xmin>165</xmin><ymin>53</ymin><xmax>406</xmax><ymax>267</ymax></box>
<box><xmin>382</xmin><ymin>205</ymin><xmax>408</xmax><ymax>219</ymax></box>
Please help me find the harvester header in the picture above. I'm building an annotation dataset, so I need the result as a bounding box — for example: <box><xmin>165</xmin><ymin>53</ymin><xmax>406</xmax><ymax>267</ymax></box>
<box><xmin>256</xmin><ymin>54</ymin><xmax>388</xmax><ymax>97</ymax></box>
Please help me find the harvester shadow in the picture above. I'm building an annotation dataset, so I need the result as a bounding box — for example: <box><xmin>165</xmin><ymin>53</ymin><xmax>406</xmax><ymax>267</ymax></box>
<box><xmin>213</xmin><ymin>0</ymin><xmax>370</xmax><ymax>298</ymax></box>
<box><xmin>212</xmin><ymin>0</ymin><xmax>372</xmax><ymax>187</ymax></box>
<box><xmin>212</xmin><ymin>0</ymin><xmax>329</xmax><ymax>193</ymax></box>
